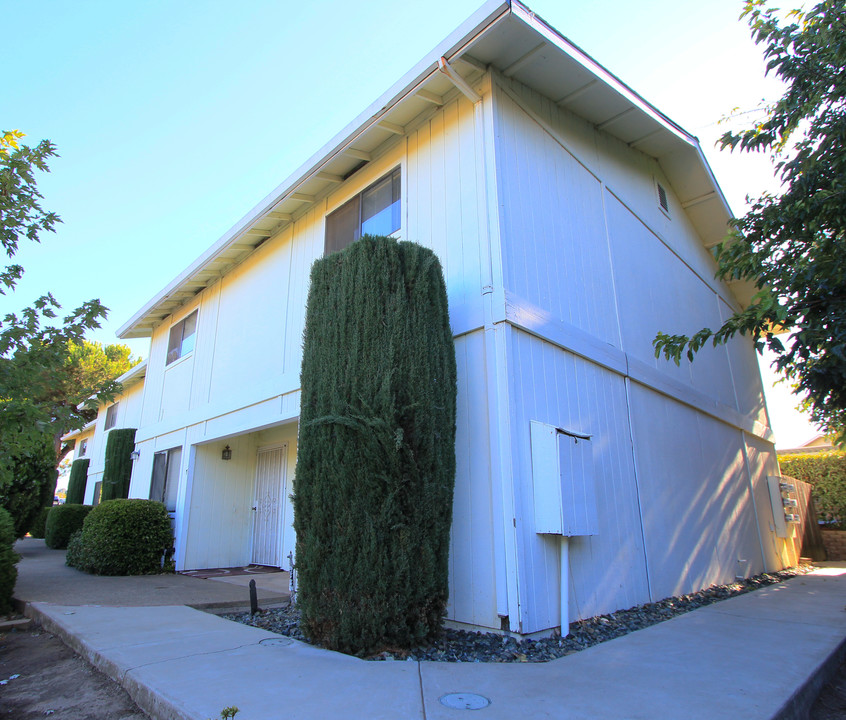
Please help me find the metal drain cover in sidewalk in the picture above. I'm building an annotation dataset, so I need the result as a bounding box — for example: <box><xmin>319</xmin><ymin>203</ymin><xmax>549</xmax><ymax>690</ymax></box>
<box><xmin>259</xmin><ymin>638</ymin><xmax>293</xmax><ymax>647</ymax></box>
<box><xmin>439</xmin><ymin>693</ymin><xmax>491</xmax><ymax>710</ymax></box>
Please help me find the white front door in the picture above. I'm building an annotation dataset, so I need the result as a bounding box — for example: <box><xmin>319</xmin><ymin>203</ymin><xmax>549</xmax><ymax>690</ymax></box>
<box><xmin>251</xmin><ymin>445</ymin><xmax>287</xmax><ymax>566</ymax></box>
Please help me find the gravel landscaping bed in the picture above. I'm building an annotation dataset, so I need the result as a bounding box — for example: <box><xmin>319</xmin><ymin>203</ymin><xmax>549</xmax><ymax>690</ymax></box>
<box><xmin>222</xmin><ymin>566</ymin><xmax>811</xmax><ymax>662</ymax></box>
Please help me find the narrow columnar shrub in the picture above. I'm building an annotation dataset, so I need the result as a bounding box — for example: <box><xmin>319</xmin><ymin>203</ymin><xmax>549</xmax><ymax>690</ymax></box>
<box><xmin>66</xmin><ymin>458</ymin><xmax>90</xmax><ymax>505</ymax></box>
<box><xmin>66</xmin><ymin>499</ymin><xmax>173</xmax><ymax>575</ymax></box>
<box><xmin>294</xmin><ymin>235</ymin><xmax>457</xmax><ymax>656</ymax></box>
<box><xmin>45</xmin><ymin>504</ymin><xmax>93</xmax><ymax>549</ymax></box>
<box><xmin>28</xmin><ymin>506</ymin><xmax>52</xmax><ymax>539</ymax></box>
<box><xmin>779</xmin><ymin>451</ymin><xmax>846</xmax><ymax>526</ymax></box>
<box><xmin>0</xmin><ymin>507</ymin><xmax>20</xmax><ymax>614</ymax></box>
<box><xmin>0</xmin><ymin>436</ymin><xmax>58</xmax><ymax>538</ymax></box>
<box><xmin>100</xmin><ymin>429</ymin><xmax>136</xmax><ymax>502</ymax></box>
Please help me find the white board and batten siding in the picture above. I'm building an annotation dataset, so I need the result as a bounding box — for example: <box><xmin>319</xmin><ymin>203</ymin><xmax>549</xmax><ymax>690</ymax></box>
<box><xmin>129</xmin><ymin>91</ymin><xmax>501</xmax><ymax>630</ymax></box>
<box><xmin>509</xmin><ymin>331</ymin><xmax>650</xmax><ymax>632</ymax></box>
<box><xmin>491</xmin><ymin>76</ymin><xmax>777</xmax><ymax>632</ymax></box>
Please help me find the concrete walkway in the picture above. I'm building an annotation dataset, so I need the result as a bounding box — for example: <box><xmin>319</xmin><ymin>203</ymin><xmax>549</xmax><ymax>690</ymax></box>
<box><xmin>13</xmin><ymin>539</ymin><xmax>846</xmax><ymax>720</ymax></box>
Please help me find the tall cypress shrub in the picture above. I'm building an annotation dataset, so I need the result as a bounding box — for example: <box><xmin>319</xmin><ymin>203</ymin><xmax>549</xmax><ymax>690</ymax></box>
<box><xmin>66</xmin><ymin>458</ymin><xmax>90</xmax><ymax>505</ymax></box>
<box><xmin>294</xmin><ymin>235</ymin><xmax>457</xmax><ymax>656</ymax></box>
<box><xmin>101</xmin><ymin>429</ymin><xmax>136</xmax><ymax>502</ymax></box>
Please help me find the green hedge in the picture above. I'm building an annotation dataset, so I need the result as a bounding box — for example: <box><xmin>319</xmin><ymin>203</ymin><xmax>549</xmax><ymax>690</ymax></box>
<box><xmin>0</xmin><ymin>435</ymin><xmax>58</xmax><ymax>538</ymax></box>
<box><xmin>66</xmin><ymin>458</ymin><xmax>90</xmax><ymax>505</ymax></box>
<box><xmin>101</xmin><ymin>429</ymin><xmax>136</xmax><ymax>502</ymax></box>
<box><xmin>0</xmin><ymin>507</ymin><xmax>20</xmax><ymax>614</ymax></box>
<box><xmin>28</xmin><ymin>506</ymin><xmax>52</xmax><ymax>539</ymax></box>
<box><xmin>45</xmin><ymin>504</ymin><xmax>93</xmax><ymax>549</ymax></box>
<box><xmin>66</xmin><ymin>499</ymin><xmax>173</xmax><ymax>575</ymax></box>
<box><xmin>294</xmin><ymin>236</ymin><xmax>457</xmax><ymax>656</ymax></box>
<box><xmin>779</xmin><ymin>451</ymin><xmax>846</xmax><ymax>526</ymax></box>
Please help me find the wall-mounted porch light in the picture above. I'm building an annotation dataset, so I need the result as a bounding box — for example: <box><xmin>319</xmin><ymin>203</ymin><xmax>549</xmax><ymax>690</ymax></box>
<box><xmin>130</xmin><ymin>450</ymin><xmax>140</xmax><ymax>461</ymax></box>
<box><xmin>222</xmin><ymin>445</ymin><xmax>232</xmax><ymax>461</ymax></box>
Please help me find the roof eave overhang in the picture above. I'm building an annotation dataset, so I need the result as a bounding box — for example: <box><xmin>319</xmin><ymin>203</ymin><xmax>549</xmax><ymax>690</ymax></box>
<box><xmin>119</xmin><ymin>0</ymin><xmax>742</xmax><ymax>339</ymax></box>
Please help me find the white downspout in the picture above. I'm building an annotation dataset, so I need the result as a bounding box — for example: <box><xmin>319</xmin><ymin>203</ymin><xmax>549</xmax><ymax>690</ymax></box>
<box><xmin>560</xmin><ymin>536</ymin><xmax>569</xmax><ymax>637</ymax></box>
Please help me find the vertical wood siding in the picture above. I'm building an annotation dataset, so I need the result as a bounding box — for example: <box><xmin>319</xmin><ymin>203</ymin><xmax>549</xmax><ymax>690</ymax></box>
<box><xmin>628</xmin><ymin>383</ymin><xmax>765</xmax><ymax>599</ymax></box>
<box><xmin>495</xmin><ymin>90</ymin><xmax>620</xmax><ymax>348</ymax></box>
<box><xmin>509</xmin><ymin>329</ymin><xmax>650</xmax><ymax>632</ymax></box>
<box><xmin>494</xmin><ymin>76</ymin><xmax>776</xmax><ymax>632</ymax></box>
<box><xmin>406</xmin><ymin>96</ymin><xmax>486</xmax><ymax>333</ymax></box>
<box><xmin>448</xmin><ymin>331</ymin><xmax>498</xmax><ymax>628</ymax></box>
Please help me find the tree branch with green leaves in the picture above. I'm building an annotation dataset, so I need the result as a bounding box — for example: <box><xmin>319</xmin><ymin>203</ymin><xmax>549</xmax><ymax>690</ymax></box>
<box><xmin>654</xmin><ymin>0</ymin><xmax>846</xmax><ymax>440</ymax></box>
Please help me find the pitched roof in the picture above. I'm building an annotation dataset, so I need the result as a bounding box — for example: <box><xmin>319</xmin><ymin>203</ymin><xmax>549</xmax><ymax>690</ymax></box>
<box><xmin>119</xmin><ymin>0</ymin><xmax>744</xmax><ymax>339</ymax></box>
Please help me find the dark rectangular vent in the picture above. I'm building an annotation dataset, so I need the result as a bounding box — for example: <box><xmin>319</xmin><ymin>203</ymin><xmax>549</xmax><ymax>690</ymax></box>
<box><xmin>657</xmin><ymin>182</ymin><xmax>669</xmax><ymax>213</ymax></box>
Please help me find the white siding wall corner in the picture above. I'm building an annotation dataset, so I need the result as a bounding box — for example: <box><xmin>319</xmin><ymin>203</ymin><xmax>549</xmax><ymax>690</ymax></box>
<box><xmin>116</xmin><ymin>66</ymin><xmax>782</xmax><ymax>635</ymax></box>
<box><xmin>509</xmin><ymin>330</ymin><xmax>650</xmax><ymax>633</ymax></box>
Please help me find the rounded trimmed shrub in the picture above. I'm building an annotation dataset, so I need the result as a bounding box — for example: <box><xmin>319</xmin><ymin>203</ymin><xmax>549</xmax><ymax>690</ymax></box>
<box><xmin>66</xmin><ymin>499</ymin><xmax>173</xmax><ymax>576</ymax></box>
<box><xmin>28</xmin><ymin>506</ymin><xmax>52</xmax><ymax>539</ymax></box>
<box><xmin>0</xmin><ymin>507</ymin><xmax>20</xmax><ymax>614</ymax></box>
<box><xmin>45</xmin><ymin>504</ymin><xmax>93</xmax><ymax>549</ymax></box>
<box><xmin>294</xmin><ymin>235</ymin><xmax>457</xmax><ymax>656</ymax></box>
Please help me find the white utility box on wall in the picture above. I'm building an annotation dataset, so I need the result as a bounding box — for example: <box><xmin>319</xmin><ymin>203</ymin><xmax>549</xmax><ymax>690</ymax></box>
<box><xmin>530</xmin><ymin>421</ymin><xmax>598</xmax><ymax>537</ymax></box>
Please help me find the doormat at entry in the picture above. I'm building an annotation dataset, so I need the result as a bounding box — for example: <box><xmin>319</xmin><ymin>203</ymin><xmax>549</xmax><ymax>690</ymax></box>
<box><xmin>180</xmin><ymin>565</ymin><xmax>283</xmax><ymax>580</ymax></box>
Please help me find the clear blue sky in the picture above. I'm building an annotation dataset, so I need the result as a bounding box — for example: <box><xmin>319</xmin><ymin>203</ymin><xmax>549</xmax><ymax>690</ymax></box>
<box><xmin>3</xmin><ymin>0</ymin><xmax>812</xmax><ymax>444</ymax></box>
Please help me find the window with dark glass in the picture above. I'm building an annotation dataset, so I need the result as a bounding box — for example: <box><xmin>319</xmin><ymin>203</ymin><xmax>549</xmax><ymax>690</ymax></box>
<box><xmin>325</xmin><ymin>167</ymin><xmax>401</xmax><ymax>255</ymax></box>
<box><xmin>166</xmin><ymin>310</ymin><xmax>198</xmax><ymax>365</ymax></box>
<box><xmin>104</xmin><ymin>403</ymin><xmax>119</xmax><ymax>431</ymax></box>
<box><xmin>79</xmin><ymin>438</ymin><xmax>88</xmax><ymax>456</ymax></box>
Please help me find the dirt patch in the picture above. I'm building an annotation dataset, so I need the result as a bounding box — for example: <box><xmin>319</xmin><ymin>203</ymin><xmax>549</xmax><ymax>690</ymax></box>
<box><xmin>0</xmin><ymin>627</ymin><xmax>149</xmax><ymax>720</ymax></box>
<box><xmin>810</xmin><ymin>659</ymin><xmax>846</xmax><ymax>719</ymax></box>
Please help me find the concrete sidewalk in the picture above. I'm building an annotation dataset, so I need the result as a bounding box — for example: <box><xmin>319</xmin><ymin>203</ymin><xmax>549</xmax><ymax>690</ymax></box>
<box><xmin>13</xmin><ymin>538</ymin><xmax>289</xmax><ymax>609</ymax></box>
<box><xmin>13</xmin><ymin>540</ymin><xmax>846</xmax><ymax>720</ymax></box>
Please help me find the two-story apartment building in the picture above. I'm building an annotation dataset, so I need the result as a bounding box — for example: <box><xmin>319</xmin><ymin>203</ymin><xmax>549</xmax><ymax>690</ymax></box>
<box><xmin>98</xmin><ymin>1</ymin><xmax>798</xmax><ymax>636</ymax></box>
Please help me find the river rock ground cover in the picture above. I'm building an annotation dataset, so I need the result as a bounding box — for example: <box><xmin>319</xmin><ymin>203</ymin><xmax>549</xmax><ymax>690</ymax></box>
<box><xmin>223</xmin><ymin>566</ymin><xmax>810</xmax><ymax>662</ymax></box>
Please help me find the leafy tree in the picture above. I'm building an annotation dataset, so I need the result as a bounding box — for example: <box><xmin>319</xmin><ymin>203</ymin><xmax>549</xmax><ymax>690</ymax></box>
<box><xmin>0</xmin><ymin>130</ymin><xmax>60</xmax><ymax>293</ymax></box>
<box><xmin>654</xmin><ymin>0</ymin><xmax>846</xmax><ymax>439</ymax></box>
<box><xmin>0</xmin><ymin>132</ymin><xmax>123</xmax><ymax>534</ymax></box>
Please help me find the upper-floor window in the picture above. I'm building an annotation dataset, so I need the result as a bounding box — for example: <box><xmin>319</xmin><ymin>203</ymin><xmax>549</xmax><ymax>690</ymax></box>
<box><xmin>79</xmin><ymin>438</ymin><xmax>88</xmax><ymax>456</ymax></box>
<box><xmin>166</xmin><ymin>310</ymin><xmax>198</xmax><ymax>365</ymax></box>
<box><xmin>325</xmin><ymin>167</ymin><xmax>401</xmax><ymax>255</ymax></box>
<box><xmin>104</xmin><ymin>403</ymin><xmax>119</xmax><ymax>431</ymax></box>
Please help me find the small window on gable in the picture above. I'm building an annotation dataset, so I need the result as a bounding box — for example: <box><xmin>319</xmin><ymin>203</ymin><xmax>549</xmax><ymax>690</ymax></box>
<box><xmin>325</xmin><ymin>167</ymin><xmax>401</xmax><ymax>255</ymax></box>
<box><xmin>166</xmin><ymin>310</ymin><xmax>198</xmax><ymax>365</ymax></box>
<box><xmin>104</xmin><ymin>403</ymin><xmax>119</xmax><ymax>431</ymax></box>
<box><xmin>79</xmin><ymin>438</ymin><xmax>88</xmax><ymax>457</ymax></box>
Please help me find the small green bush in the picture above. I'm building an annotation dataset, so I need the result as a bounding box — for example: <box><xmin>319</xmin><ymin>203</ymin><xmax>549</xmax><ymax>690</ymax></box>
<box><xmin>65</xmin><ymin>529</ymin><xmax>84</xmax><ymax>569</ymax></box>
<box><xmin>0</xmin><ymin>507</ymin><xmax>20</xmax><ymax>614</ymax></box>
<box><xmin>28</xmin><ymin>506</ymin><xmax>52</xmax><ymax>539</ymax></box>
<box><xmin>66</xmin><ymin>459</ymin><xmax>90</xmax><ymax>505</ymax></box>
<box><xmin>67</xmin><ymin>499</ymin><xmax>173</xmax><ymax>576</ymax></box>
<box><xmin>45</xmin><ymin>504</ymin><xmax>93</xmax><ymax>549</ymax></box>
<box><xmin>779</xmin><ymin>451</ymin><xmax>846</xmax><ymax>526</ymax></box>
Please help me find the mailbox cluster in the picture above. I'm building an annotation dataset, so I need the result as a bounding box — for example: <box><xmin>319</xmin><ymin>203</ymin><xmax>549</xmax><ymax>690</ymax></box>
<box><xmin>779</xmin><ymin>482</ymin><xmax>801</xmax><ymax>525</ymax></box>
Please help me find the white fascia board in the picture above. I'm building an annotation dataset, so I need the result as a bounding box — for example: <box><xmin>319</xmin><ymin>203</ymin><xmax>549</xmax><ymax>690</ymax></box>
<box><xmin>116</xmin><ymin>358</ymin><xmax>147</xmax><ymax>386</ymax></box>
<box><xmin>511</xmin><ymin>1</ymin><xmax>693</xmax><ymax>146</ymax></box>
<box><xmin>61</xmin><ymin>419</ymin><xmax>97</xmax><ymax>443</ymax></box>
<box><xmin>117</xmin><ymin>0</ymin><xmax>511</xmax><ymax>340</ymax></box>
<box><xmin>690</xmin><ymin>141</ymin><xmax>735</xmax><ymax>220</ymax></box>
